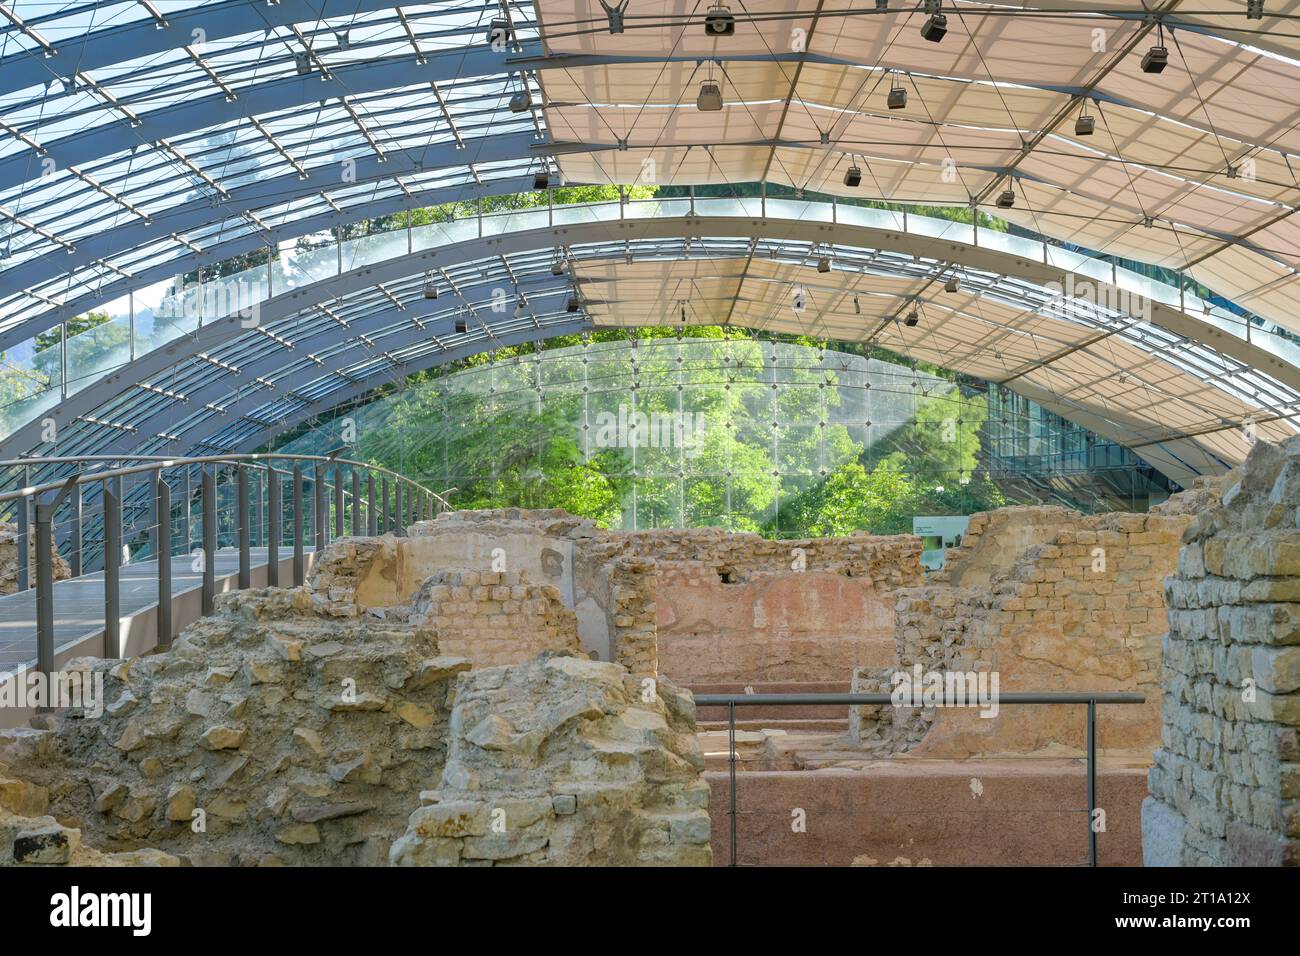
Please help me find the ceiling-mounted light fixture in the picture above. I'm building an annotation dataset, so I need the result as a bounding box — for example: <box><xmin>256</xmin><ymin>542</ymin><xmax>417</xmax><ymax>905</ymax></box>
<box><xmin>600</xmin><ymin>0</ymin><xmax>629</xmax><ymax>33</ymax></box>
<box><xmin>1247</xmin><ymin>0</ymin><xmax>1264</xmax><ymax>20</ymax></box>
<box><xmin>697</xmin><ymin>80</ymin><xmax>723</xmax><ymax>111</ymax></box>
<box><xmin>945</xmin><ymin>275</ymin><xmax>960</xmax><ymax>293</ymax></box>
<box><xmin>509</xmin><ymin>88</ymin><xmax>532</xmax><ymax>113</ymax></box>
<box><xmin>904</xmin><ymin>308</ymin><xmax>920</xmax><ymax>327</ymax></box>
<box><xmin>567</xmin><ymin>296</ymin><xmax>580</xmax><ymax>313</ymax></box>
<box><xmin>997</xmin><ymin>185</ymin><xmax>1016</xmax><ymax>208</ymax></box>
<box><xmin>876</xmin><ymin>0</ymin><xmax>888</xmax><ymax>9</ymax></box>
<box><xmin>487</xmin><ymin>19</ymin><xmax>511</xmax><ymax>46</ymax></box>
<box><xmin>888</xmin><ymin>72</ymin><xmax>907</xmax><ymax>110</ymax></box>
<box><xmin>423</xmin><ymin>273</ymin><xmax>439</xmax><ymax>299</ymax></box>
<box><xmin>843</xmin><ymin>162</ymin><xmax>862</xmax><ymax>187</ymax></box>
<box><xmin>454</xmin><ymin>318</ymin><xmax>468</xmax><ymax>333</ymax></box>
<box><xmin>1142</xmin><ymin>24</ymin><xmax>1169</xmax><ymax>73</ymax></box>
<box><xmin>1075</xmin><ymin>104</ymin><xmax>1095</xmax><ymax>136</ymax></box>
<box><xmin>681</xmin><ymin>303</ymin><xmax>688</xmax><ymax>323</ymax></box>
<box><xmin>817</xmin><ymin>255</ymin><xmax>832</xmax><ymax>273</ymax></box>
<box><xmin>920</xmin><ymin>1</ymin><xmax>947</xmax><ymax>42</ymax></box>
<box><xmin>705</xmin><ymin>2</ymin><xmax>736</xmax><ymax>36</ymax></box>
<box><xmin>293</xmin><ymin>52</ymin><xmax>311</xmax><ymax>74</ymax></box>
<box><xmin>853</xmin><ymin>294</ymin><xmax>861</xmax><ymax>315</ymax></box>
<box><xmin>551</xmin><ymin>259</ymin><xmax>565</xmax><ymax>276</ymax></box>
<box><xmin>533</xmin><ymin>170</ymin><xmax>550</xmax><ymax>190</ymax></box>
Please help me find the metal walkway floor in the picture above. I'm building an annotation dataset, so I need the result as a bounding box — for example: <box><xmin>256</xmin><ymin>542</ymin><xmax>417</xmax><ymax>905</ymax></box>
<box><xmin>0</xmin><ymin>547</ymin><xmax>312</xmax><ymax>670</ymax></box>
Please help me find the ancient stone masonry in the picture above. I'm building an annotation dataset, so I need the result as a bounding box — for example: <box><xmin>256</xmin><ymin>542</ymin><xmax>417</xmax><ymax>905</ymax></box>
<box><xmin>0</xmin><ymin>586</ymin><xmax>469</xmax><ymax>866</ymax></box>
<box><xmin>0</xmin><ymin>522</ymin><xmax>70</xmax><ymax>595</ymax></box>
<box><xmin>1144</xmin><ymin>439</ymin><xmax>1300</xmax><ymax>866</ymax></box>
<box><xmin>411</xmin><ymin>569</ymin><xmax>582</xmax><ymax>667</ymax></box>
<box><xmin>390</xmin><ymin>653</ymin><xmax>711</xmax><ymax>866</ymax></box>
<box><xmin>858</xmin><ymin>507</ymin><xmax>1188</xmax><ymax>757</ymax></box>
<box><xmin>930</xmin><ymin>506</ymin><xmax>1082</xmax><ymax>589</ymax></box>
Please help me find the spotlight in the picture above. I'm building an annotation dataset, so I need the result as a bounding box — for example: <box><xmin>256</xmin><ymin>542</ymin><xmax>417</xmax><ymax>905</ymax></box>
<box><xmin>533</xmin><ymin>170</ymin><xmax>550</xmax><ymax>190</ymax></box>
<box><xmin>567</xmin><ymin>296</ymin><xmax>580</xmax><ymax>313</ymax></box>
<box><xmin>681</xmin><ymin>304</ymin><xmax>688</xmax><ymax>323</ymax></box>
<box><xmin>294</xmin><ymin>52</ymin><xmax>311</xmax><ymax>75</ymax></box>
<box><xmin>853</xmin><ymin>295</ymin><xmax>861</xmax><ymax>315</ymax></box>
<box><xmin>424</xmin><ymin>281</ymin><xmax>439</xmax><ymax>300</ymax></box>
<box><xmin>876</xmin><ymin>0</ymin><xmax>888</xmax><ymax>8</ymax></box>
<box><xmin>1075</xmin><ymin>112</ymin><xmax>1095</xmax><ymax>136</ymax></box>
<box><xmin>487</xmin><ymin>19</ymin><xmax>511</xmax><ymax>46</ymax></box>
<box><xmin>817</xmin><ymin>256</ymin><xmax>831</xmax><ymax>273</ymax></box>
<box><xmin>509</xmin><ymin>89</ymin><xmax>532</xmax><ymax>113</ymax></box>
<box><xmin>551</xmin><ymin>260</ymin><xmax>565</xmax><ymax>276</ymax></box>
<box><xmin>997</xmin><ymin>188</ymin><xmax>1015</xmax><ymax>208</ymax></box>
<box><xmin>705</xmin><ymin>2</ymin><xmax>736</xmax><ymax>36</ymax></box>
<box><xmin>920</xmin><ymin>13</ymin><xmax>947</xmax><ymax>42</ymax></box>
<box><xmin>697</xmin><ymin>80</ymin><xmax>723</xmax><ymax>111</ymax></box>
<box><xmin>888</xmin><ymin>78</ymin><xmax>907</xmax><ymax>110</ymax></box>
<box><xmin>1247</xmin><ymin>0</ymin><xmax>1263</xmax><ymax>19</ymax></box>
<box><xmin>454</xmin><ymin>318</ymin><xmax>468</xmax><ymax>333</ymax></box>
<box><xmin>945</xmin><ymin>275</ymin><xmax>960</xmax><ymax>293</ymax></box>
<box><xmin>1144</xmin><ymin>27</ymin><xmax>1175</xmax><ymax>75</ymax></box>
<box><xmin>904</xmin><ymin>309</ymin><xmax>919</xmax><ymax>327</ymax></box>
<box><xmin>843</xmin><ymin>164</ymin><xmax>862</xmax><ymax>187</ymax></box>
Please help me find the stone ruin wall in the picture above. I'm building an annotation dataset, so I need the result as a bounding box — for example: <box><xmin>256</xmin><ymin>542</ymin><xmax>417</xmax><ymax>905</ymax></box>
<box><xmin>308</xmin><ymin>510</ymin><xmax>925</xmax><ymax>687</ymax></box>
<box><xmin>852</xmin><ymin>505</ymin><xmax>1192</xmax><ymax>758</ymax></box>
<box><xmin>1144</xmin><ymin>439</ymin><xmax>1300</xmax><ymax>866</ymax></box>
<box><xmin>0</xmin><ymin>577</ymin><xmax>710</xmax><ymax>867</ymax></box>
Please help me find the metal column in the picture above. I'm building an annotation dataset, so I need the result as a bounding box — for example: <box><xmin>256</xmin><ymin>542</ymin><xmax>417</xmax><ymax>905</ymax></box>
<box><xmin>68</xmin><ymin>476</ymin><xmax>82</xmax><ymax>577</ymax></box>
<box><xmin>351</xmin><ymin>468</ymin><xmax>360</xmax><ymax>535</ymax></box>
<box><xmin>237</xmin><ymin>465</ymin><xmax>251</xmax><ymax>589</ymax></box>
<box><xmin>333</xmin><ymin>465</ymin><xmax>344</xmax><ymax>541</ymax></box>
<box><xmin>292</xmin><ymin>465</ymin><xmax>305</xmax><ymax>586</ymax></box>
<box><xmin>16</xmin><ymin>465</ymin><xmax>29</xmax><ymax>591</ymax></box>
<box><xmin>103</xmin><ymin>475</ymin><xmax>122</xmax><ymax>657</ymax></box>
<box><xmin>367</xmin><ymin>473</ymin><xmax>377</xmax><ymax>536</ymax></box>
<box><xmin>267</xmin><ymin>468</ymin><xmax>280</xmax><ymax>587</ymax></box>
<box><xmin>156</xmin><ymin>472</ymin><xmax>172</xmax><ymax>645</ymax></box>
<box><xmin>1087</xmin><ymin>698</ymin><xmax>1098</xmax><ymax>868</ymax></box>
<box><xmin>201</xmin><ymin>466</ymin><xmax>216</xmax><ymax>616</ymax></box>
<box><xmin>314</xmin><ymin>466</ymin><xmax>326</xmax><ymax>550</ymax></box>
<box><xmin>381</xmin><ymin>477</ymin><xmax>389</xmax><ymax>533</ymax></box>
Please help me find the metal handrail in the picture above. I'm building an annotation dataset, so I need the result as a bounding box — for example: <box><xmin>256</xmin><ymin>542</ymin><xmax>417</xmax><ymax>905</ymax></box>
<box><xmin>0</xmin><ymin>453</ymin><xmax>448</xmax><ymax>510</ymax></box>
<box><xmin>698</xmin><ymin>691</ymin><xmax>1146</xmax><ymax>869</ymax></box>
<box><xmin>5</xmin><ymin>451</ymin><xmax>452</xmax><ymax>687</ymax></box>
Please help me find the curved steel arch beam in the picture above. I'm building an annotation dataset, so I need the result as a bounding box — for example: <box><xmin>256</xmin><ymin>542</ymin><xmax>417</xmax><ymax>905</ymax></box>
<box><xmin>205</xmin><ymin>317</ymin><xmax>591</xmax><ymax>456</ymax></box>
<box><xmin>0</xmin><ymin>0</ymin><xmax>404</xmax><ymax>97</ymax></box>
<box><xmin>0</xmin><ymin>173</ymin><xmax>537</xmax><ymax>341</ymax></box>
<box><xmin>0</xmin><ymin>132</ymin><xmax>603</xmax><ymax>352</ymax></box>
<box><xmin>82</xmin><ymin>286</ymin><xmax>578</xmax><ymax>460</ymax></box>
<box><xmin>5</xmin><ymin>213</ymin><xmax>1292</xmax><ymax>469</ymax></box>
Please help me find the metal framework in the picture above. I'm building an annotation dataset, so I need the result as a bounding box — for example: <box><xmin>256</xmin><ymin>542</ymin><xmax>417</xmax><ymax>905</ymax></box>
<box><xmin>3</xmin><ymin>0</ymin><xmax>1300</xmax><ymax>490</ymax></box>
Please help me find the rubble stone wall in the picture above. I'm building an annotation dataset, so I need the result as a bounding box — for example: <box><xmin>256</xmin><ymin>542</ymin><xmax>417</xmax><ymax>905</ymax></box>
<box><xmin>932</xmin><ymin>506</ymin><xmax>1082</xmax><ymax>589</ymax></box>
<box><xmin>1144</xmin><ymin>440</ymin><xmax>1300</xmax><ymax>866</ymax></box>
<box><xmin>866</xmin><ymin>507</ymin><xmax>1188</xmax><ymax>757</ymax></box>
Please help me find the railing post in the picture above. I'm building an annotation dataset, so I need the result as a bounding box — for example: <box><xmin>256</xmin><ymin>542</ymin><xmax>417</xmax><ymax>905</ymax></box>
<box><xmin>34</xmin><ymin>490</ymin><xmax>55</xmax><ymax>683</ymax></box>
<box><xmin>16</xmin><ymin>465</ymin><xmax>30</xmax><ymax>592</ymax></box>
<box><xmin>314</xmin><ymin>465</ymin><xmax>326</xmax><ymax>551</ymax></box>
<box><xmin>334</xmin><ymin>465</ymin><xmax>344</xmax><ymax>541</ymax></box>
<box><xmin>728</xmin><ymin>699</ymin><xmax>737</xmax><ymax>868</ymax></box>
<box><xmin>351</xmin><ymin>468</ymin><xmax>360</xmax><ymax>535</ymax></box>
<box><xmin>237</xmin><ymin>465</ymin><xmax>251</xmax><ymax>589</ymax></box>
<box><xmin>183</xmin><ymin>465</ymin><xmax>193</xmax><ymax>552</ymax></box>
<box><xmin>103</xmin><ymin>475</ymin><xmax>122</xmax><ymax>657</ymax></box>
<box><xmin>395</xmin><ymin>481</ymin><xmax>403</xmax><ymax>537</ymax></box>
<box><xmin>381</xmin><ymin>476</ymin><xmax>390</xmax><ymax>534</ymax></box>
<box><xmin>292</xmin><ymin>465</ymin><xmax>305</xmax><ymax>586</ymax></box>
<box><xmin>68</xmin><ymin>473</ymin><xmax>82</xmax><ymax>577</ymax></box>
<box><xmin>156</xmin><ymin>471</ymin><xmax>172</xmax><ymax>646</ymax></box>
<box><xmin>252</xmin><ymin>470</ymin><xmax>263</xmax><ymax>548</ymax></box>
<box><xmin>267</xmin><ymin>468</ymin><xmax>281</xmax><ymax>587</ymax></box>
<box><xmin>1087</xmin><ymin>697</ymin><xmax>1098</xmax><ymax>868</ymax></box>
<box><xmin>368</xmin><ymin>473</ymin><xmax>377</xmax><ymax>536</ymax></box>
<box><xmin>201</xmin><ymin>465</ymin><xmax>216</xmax><ymax>616</ymax></box>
